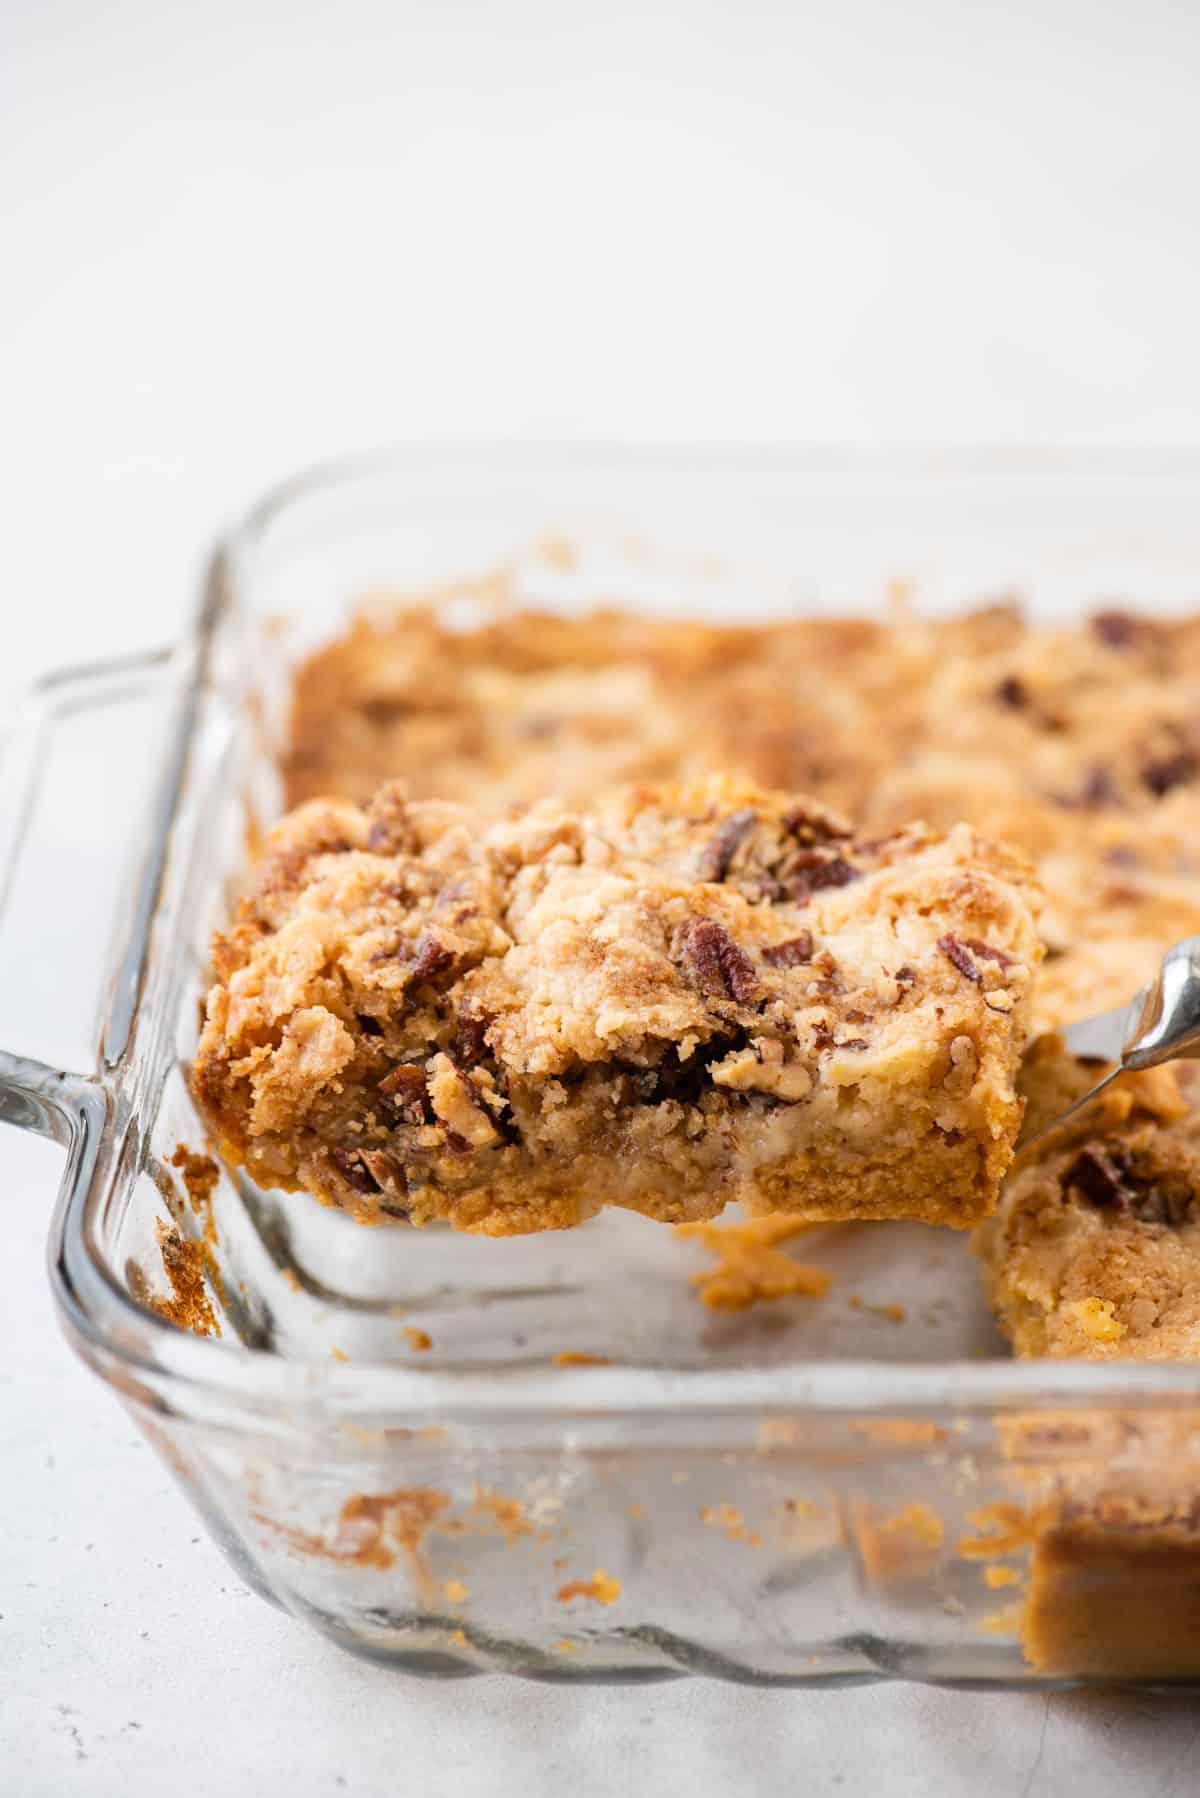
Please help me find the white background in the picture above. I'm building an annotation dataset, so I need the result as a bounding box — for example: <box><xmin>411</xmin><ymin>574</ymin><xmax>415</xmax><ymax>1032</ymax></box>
<box><xmin>5</xmin><ymin>0</ymin><xmax>1200</xmax><ymax>1790</ymax></box>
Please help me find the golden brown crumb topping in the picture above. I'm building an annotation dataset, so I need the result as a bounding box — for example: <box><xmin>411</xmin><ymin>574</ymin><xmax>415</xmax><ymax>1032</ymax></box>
<box><xmin>193</xmin><ymin>774</ymin><xmax>1039</xmax><ymax>1235</ymax></box>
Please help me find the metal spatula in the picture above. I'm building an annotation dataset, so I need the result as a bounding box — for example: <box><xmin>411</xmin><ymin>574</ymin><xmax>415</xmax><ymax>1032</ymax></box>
<box><xmin>1044</xmin><ymin>935</ymin><xmax>1200</xmax><ymax>1135</ymax></box>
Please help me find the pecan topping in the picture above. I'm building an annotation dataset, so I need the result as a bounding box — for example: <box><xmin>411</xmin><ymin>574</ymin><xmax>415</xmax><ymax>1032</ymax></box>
<box><xmin>698</xmin><ymin>807</ymin><xmax>758</xmax><ymax>882</ymax></box>
<box><xmin>330</xmin><ymin>1147</ymin><xmax>383</xmax><ymax>1194</ymax></box>
<box><xmin>1106</xmin><ymin>844</ymin><xmax>1140</xmax><ymax>869</ymax></box>
<box><xmin>839</xmin><ymin>1037</ymin><xmax>869</xmax><ymax>1052</ymax></box>
<box><xmin>443</xmin><ymin>1129</ymin><xmax>473</xmax><ymax>1155</ymax></box>
<box><xmin>994</xmin><ymin>675</ymin><xmax>1028</xmax><ymax>709</ymax></box>
<box><xmin>1076</xmin><ymin>765</ymin><xmax>1118</xmax><ymax>809</ymax></box>
<box><xmin>678</xmin><ymin>919</ymin><xmax>760</xmax><ymax>1003</ymax></box>
<box><xmin>962</xmin><ymin>937</ymin><xmax>1013</xmax><ymax>969</ymax></box>
<box><xmin>1066</xmin><ymin>1147</ymin><xmax>1130</xmax><ymax>1209</ymax></box>
<box><xmin>781</xmin><ymin>851</ymin><xmax>860</xmax><ymax>905</ymax></box>
<box><xmin>780</xmin><ymin>805</ymin><xmax>851</xmax><ymax>845</ymax></box>
<box><xmin>937</xmin><ymin>933</ymin><xmax>982</xmax><ymax>983</ymax></box>
<box><xmin>893</xmin><ymin>965</ymin><xmax>916</xmax><ymax>985</ymax></box>
<box><xmin>408</xmin><ymin>932</ymin><xmax>455</xmax><ymax>982</ymax></box>
<box><xmin>453</xmin><ymin>1008</ymin><xmax>492</xmax><ymax>1066</ymax></box>
<box><xmin>1142</xmin><ymin>747</ymin><xmax>1197</xmax><ymax>798</ymax></box>
<box><xmin>1065</xmin><ymin>1146</ymin><xmax>1197</xmax><ymax>1225</ymax></box>
<box><xmin>642</xmin><ymin>1036</ymin><xmax>742</xmax><ymax>1107</ymax></box>
<box><xmin>1091</xmin><ymin>609</ymin><xmax>1141</xmax><ymax>648</ymax></box>
<box><xmin>379</xmin><ymin>1063</ymin><xmax>430</xmax><ymax>1123</ymax></box>
<box><xmin>360</xmin><ymin>1149</ymin><xmax>407</xmax><ymax>1196</ymax></box>
<box><xmin>762</xmin><ymin>931</ymin><xmax>814</xmax><ymax>969</ymax></box>
<box><xmin>361</xmin><ymin>696</ymin><xmax>409</xmax><ymax>726</ymax></box>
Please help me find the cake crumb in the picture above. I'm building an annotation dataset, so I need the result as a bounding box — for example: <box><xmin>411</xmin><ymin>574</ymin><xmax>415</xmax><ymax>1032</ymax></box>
<box><xmin>879</xmin><ymin>1503</ymin><xmax>944</xmax><ymax>1548</ymax></box>
<box><xmin>469</xmin><ymin>1490</ymin><xmax>531</xmax><ymax>1543</ymax></box>
<box><xmin>168</xmin><ymin>1144</ymin><xmax>220</xmax><ymax>1244</ymax></box>
<box><xmin>849</xmin><ymin>1295</ymin><xmax>907</xmax><ymax>1324</ymax></box>
<box><xmin>676</xmin><ymin>1216</ymin><xmax>831</xmax><ymax>1311</ymax></box>
<box><xmin>402</xmin><ymin>1326</ymin><xmax>433</xmax><ymax>1351</ymax></box>
<box><xmin>983</xmin><ymin>1563</ymin><xmax>1021</xmax><ymax>1589</ymax></box>
<box><xmin>978</xmin><ymin>1601</ymin><xmax>1025</xmax><ymax>1635</ymax></box>
<box><xmin>556</xmin><ymin>1569</ymin><xmax>622</xmax><ymax>1605</ymax></box>
<box><xmin>443</xmin><ymin>1578</ymin><xmax>469</xmax><ymax>1603</ymax></box>
<box><xmin>852</xmin><ymin>1501</ymin><xmax>945</xmax><ymax>1585</ymax></box>
<box><xmin>1064</xmin><ymin>1297</ymin><xmax>1126</xmax><ymax>1343</ymax></box>
<box><xmin>958</xmin><ymin>1502</ymin><xmax>1055</xmax><ymax>1558</ymax></box>
<box><xmin>143</xmin><ymin>1220</ymin><xmax>221</xmax><ymax>1338</ymax></box>
<box><xmin>552</xmin><ymin>1351</ymin><xmax>611</xmax><ymax>1365</ymax></box>
<box><xmin>699</xmin><ymin>1502</ymin><xmax>763</xmax><ymax>1546</ymax></box>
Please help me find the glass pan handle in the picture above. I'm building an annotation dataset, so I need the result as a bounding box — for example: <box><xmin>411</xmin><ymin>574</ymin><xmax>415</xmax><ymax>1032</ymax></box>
<box><xmin>0</xmin><ymin>648</ymin><xmax>175</xmax><ymax>1140</ymax></box>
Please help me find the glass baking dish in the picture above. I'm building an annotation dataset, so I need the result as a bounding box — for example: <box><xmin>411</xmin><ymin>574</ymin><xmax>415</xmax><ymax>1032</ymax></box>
<box><xmin>9</xmin><ymin>447</ymin><xmax>1200</xmax><ymax>1687</ymax></box>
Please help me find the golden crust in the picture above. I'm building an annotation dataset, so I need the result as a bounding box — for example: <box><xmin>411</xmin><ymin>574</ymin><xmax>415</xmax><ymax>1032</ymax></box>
<box><xmin>284</xmin><ymin>599</ymin><xmax>1200</xmax><ymax>1043</ymax></box>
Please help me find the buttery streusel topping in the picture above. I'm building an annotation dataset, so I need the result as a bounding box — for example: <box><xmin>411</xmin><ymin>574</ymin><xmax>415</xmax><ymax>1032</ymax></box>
<box><xmin>193</xmin><ymin>775</ymin><xmax>1040</xmax><ymax>1234</ymax></box>
<box><xmin>284</xmin><ymin>599</ymin><xmax>1200</xmax><ymax>1040</ymax></box>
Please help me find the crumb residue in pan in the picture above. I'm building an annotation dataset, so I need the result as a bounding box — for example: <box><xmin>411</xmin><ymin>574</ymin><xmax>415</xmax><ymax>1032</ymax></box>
<box><xmin>131</xmin><ymin>1219</ymin><xmax>222</xmax><ymax>1338</ymax></box>
<box><xmin>556</xmin><ymin>1569</ymin><xmax>622</xmax><ymax>1605</ymax></box>
<box><xmin>168</xmin><ymin>1143</ymin><xmax>220</xmax><ymax>1243</ymax></box>
<box><xmin>675</xmin><ymin>1215</ymin><xmax>832</xmax><ymax>1311</ymax></box>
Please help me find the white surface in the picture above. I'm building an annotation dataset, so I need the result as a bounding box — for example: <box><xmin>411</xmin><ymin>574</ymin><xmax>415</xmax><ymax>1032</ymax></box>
<box><xmin>5</xmin><ymin>0</ymin><xmax>1200</xmax><ymax>1790</ymax></box>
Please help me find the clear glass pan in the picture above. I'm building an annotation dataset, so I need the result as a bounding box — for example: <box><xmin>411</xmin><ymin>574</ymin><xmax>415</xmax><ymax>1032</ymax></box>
<box><xmin>8</xmin><ymin>447</ymin><xmax>1200</xmax><ymax>1687</ymax></box>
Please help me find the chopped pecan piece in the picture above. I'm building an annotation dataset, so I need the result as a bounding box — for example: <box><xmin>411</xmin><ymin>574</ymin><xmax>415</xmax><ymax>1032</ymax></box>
<box><xmin>1065</xmin><ymin>1147</ymin><xmax>1131</xmax><ymax>1210</ymax></box>
<box><xmin>994</xmin><ymin>675</ymin><xmax>1028</xmax><ymax>708</ymax></box>
<box><xmin>698</xmin><ymin>807</ymin><xmax>758</xmax><ymax>882</ymax></box>
<box><xmin>780</xmin><ymin>804</ymin><xmax>851</xmax><ymax>845</ymax></box>
<box><xmin>360</xmin><ymin>1149</ymin><xmax>407</xmax><ymax>1198</ymax></box>
<box><xmin>782</xmin><ymin>851</ymin><xmax>860</xmax><ymax>904</ymax></box>
<box><xmin>453</xmin><ymin>1008</ymin><xmax>492</xmax><ymax>1066</ymax></box>
<box><xmin>1142</xmin><ymin>747</ymin><xmax>1197</xmax><ymax>798</ymax></box>
<box><xmin>379</xmin><ymin>1063</ymin><xmax>430</xmax><ymax>1122</ymax></box>
<box><xmin>677</xmin><ymin>919</ymin><xmax>760</xmax><ymax>1003</ymax></box>
<box><xmin>1091</xmin><ymin>609</ymin><xmax>1141</xmax><ymax>648</ymax></box>
<box><xmin>1076</xmin><ymin>765</ymin><xmax>1118</xmax><ymax>809</ymax></box>
<box><xmin>937</xmin><ymin>934</ymin><xmax>982</xmax><ymax>984</ymax></box>
<box><xmin>408</xmin><ymin>932</ymin><xmax>455</xmax><ymax>982</ymax></box>
<box><xmin>762</xmin><ymin>931</ymin><xmax>814</xmax><ymax>969</ymax></box>
<box><xmin>330</xmin><ymin>1147</ymin><xmax>383</xmax><ymax>1194</ymax></box>
<box><xmin>962</xmin><ymin>937</ymin><xmax>1013</xmax><ymax>969</ymax></box>
<box><xmin>427</xmin><ymin>1054</ymin><xmax>503</xmax><ymax>1149</ymax></box>
<box><xmin>1064</xmin><ymin>1146</ymin><xmax>1196</xmax><ymax>1225</ymax></box>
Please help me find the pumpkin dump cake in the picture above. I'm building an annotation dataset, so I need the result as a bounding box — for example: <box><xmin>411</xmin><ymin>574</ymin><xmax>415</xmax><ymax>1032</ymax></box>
<box><xmin>193</xmin><ymin>775</ymin><xmax>1039</xmax><ymax>1234</ymax></box>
